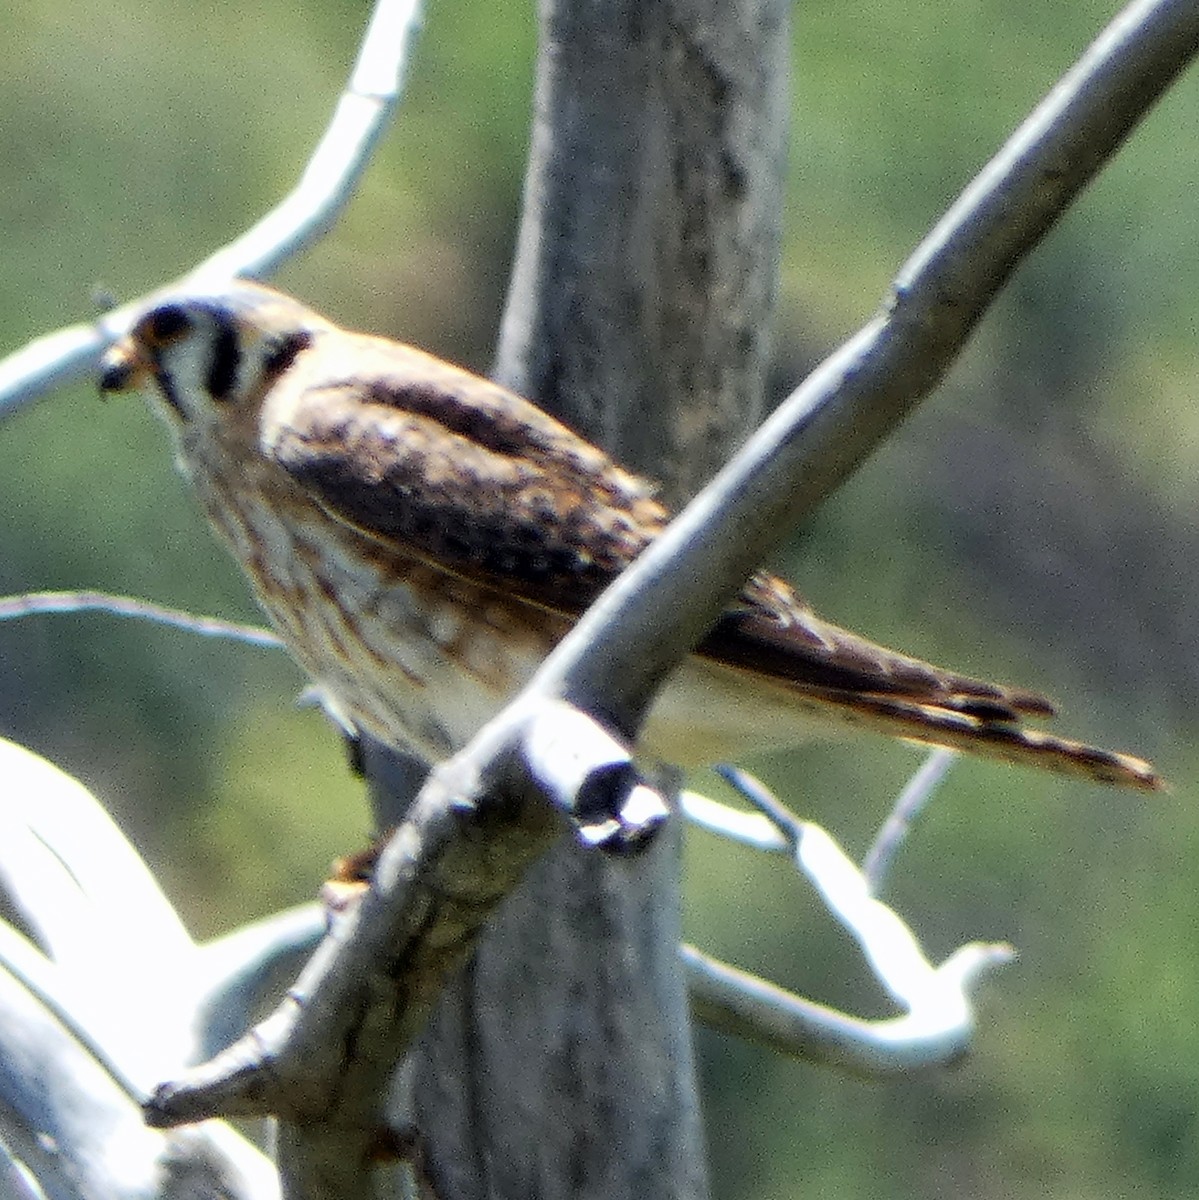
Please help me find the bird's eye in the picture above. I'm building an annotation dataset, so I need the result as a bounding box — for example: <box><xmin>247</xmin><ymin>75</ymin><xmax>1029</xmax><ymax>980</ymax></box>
<box><xmin>262</xmin><ymin>329</ymin><xmax>313</xmax><ymax>377</ymax></box>
<box><xmin>143</xmin><ymin>304</ymin><xmax>193</xmax><ymax>344</ymax></box>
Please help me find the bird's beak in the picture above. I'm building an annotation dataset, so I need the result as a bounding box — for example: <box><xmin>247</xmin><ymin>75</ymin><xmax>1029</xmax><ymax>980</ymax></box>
<box><xmin>98</xmin><ymin>338</ymin><xmax>152</xmax><ymax>394</ymax></box>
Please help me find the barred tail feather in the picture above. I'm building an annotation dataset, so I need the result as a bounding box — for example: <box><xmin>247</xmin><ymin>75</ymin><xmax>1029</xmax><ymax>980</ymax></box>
<box><xmin>803</xmin><ymin>687</ymin><xmax>1162</xmax><ymax>792</ymax></box>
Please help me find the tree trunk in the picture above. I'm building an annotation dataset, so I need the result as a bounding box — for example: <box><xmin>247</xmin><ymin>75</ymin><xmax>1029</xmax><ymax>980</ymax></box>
<box><xmin>405</xmin><ymin>2</ymin><xmax>789</xmax><ymax>1195</ymax></box>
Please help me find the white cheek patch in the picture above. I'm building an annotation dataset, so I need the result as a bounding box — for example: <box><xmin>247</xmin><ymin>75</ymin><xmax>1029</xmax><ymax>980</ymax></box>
<box><xmin>155</xmin><ymin>324</ymin><xmax>245</xmax><ymax>428</ymax></box>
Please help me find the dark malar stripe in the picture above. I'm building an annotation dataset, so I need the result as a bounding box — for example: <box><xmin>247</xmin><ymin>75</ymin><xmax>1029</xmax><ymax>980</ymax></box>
<box><xmin>155</xmin><ymin>368</ymin><xmax>187</xmax><ymax>421</ymax></box>
<box><xmin>206</xmin><ymin>314</ymin><xmax>242</xmax><ymax>401</ymax></box>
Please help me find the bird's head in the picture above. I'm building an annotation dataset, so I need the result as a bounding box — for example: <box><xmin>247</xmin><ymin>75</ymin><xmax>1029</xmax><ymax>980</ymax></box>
<box><xmin>99</xmin><ymin>281</ymin><xmax>331</xmax><ymax>430</ymax></box>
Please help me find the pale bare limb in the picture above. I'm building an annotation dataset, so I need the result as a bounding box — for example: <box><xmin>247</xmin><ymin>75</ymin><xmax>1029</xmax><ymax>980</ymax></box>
<box><xmin>683</xmin><ymin>937</ymin><xmax>1013</xmax><ymax>1076</ymax></box>
<box><xmin>680</xmin><ymin>790</ymin><xmax>788</xmax><ymax>853</ymax></box>
<box><xmin>680</xmin><ymin>757</ymin><xmax>993</xmax><ymax>1072</ymax></box>
<box><xmin>0</xmin><ymin>738</ymin><xmax>279</xmax><ymax>1200</ymax></box>
<box><xmin>862</xmin><ymin>748</ymin><xmax>958</xmax><ymax>893</ymax></box>
<box><xmin>682</xmin><ymin>767</ymin><xmax>1013</xmax><ymax>1073</ymax></box>
<box><xmin>684</xmin><ymin>748</ymin><xmax>959</xmax><ymax>890</ymax></box>
<box><xmin>0</xmin><ymin>0</ymin><xmax>422</xmax><ymax>419</ymax></box>
<box><xmin>0</xmin><ymin>590</ymin><xmax>284</xmax><ymax>649</ymax></box>
<box><xmin>192</xmin><ymin>908</ymin><xmax>326</xmax><ymax>1064</ymax></box>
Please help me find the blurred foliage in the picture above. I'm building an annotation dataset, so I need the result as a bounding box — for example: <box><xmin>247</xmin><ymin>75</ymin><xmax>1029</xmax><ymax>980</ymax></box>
<box><xmin>0</xmin><ymin>0</ymin><xmax>1197</xmax><ymax>1196</ymax></box>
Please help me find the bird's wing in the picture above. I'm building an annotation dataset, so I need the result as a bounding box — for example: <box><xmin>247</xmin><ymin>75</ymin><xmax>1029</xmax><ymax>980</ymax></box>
<box><xmin>263</xmin><ymin>339</ymin><xmax>1161</xmax><ymax>789</ymax></box>
<box><xmin>262</xmin><ymin>336</ymin><xmax>668</xmax><ymax>613</ymax></box>
<box><xmin>265</xmin><ymin>342</ymin><xmax>1053</xmax><ymax>711</ymax></box>
<box><xmin>701</xmin><ymin>573</ymin><xmax>1057</xmax><ymax>719</ymax></box>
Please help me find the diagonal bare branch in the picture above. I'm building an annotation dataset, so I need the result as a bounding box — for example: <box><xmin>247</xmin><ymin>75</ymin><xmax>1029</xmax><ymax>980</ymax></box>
<box><xmin>537</xmin><ymin>0</ymin><xmax>1199</xmax><ymax>738</ymax></box>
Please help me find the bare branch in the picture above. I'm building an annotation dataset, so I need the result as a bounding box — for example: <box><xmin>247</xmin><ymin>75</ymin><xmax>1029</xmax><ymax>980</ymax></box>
<box><xmin>190</xmin><ymin>0</ymin><xmax>421</xmax><ymax>288</ymax></box>
<box><xmin>142</xmin><ymin>697</ymin><xmax>658</xmax><ymax>1129</ymax></box>
<box><xmin>683</xmin><ymin>769</ymin><xmax>1014</xmax><ymax>1074</ymax></box>
<box><xmin>0</xmin><ymin>0</ymin><xmax>422</xmax><ymax>419</ymax></box>
<box><xmin>862</xmin><ymin>749</ymin><xmax>958</xmax><ymax>893</ymax></box>
<box><xmin>680</xmin><ymin>790</ymin><xmax>789</xmax><ymax>853</ymax></box>
<box><xmin>682</xmin><ymin>748</ymin><xmax>955</xmax><ymax>871</ymax></box>
<box><xmin>0</xmin><ymin>738</ymin><xmax>279</xmax><ymax>1200</ymax></box>
<box><xmin>682</xmin><ymin>938</ymin><xmax>1013</xmax><ymax>1076</ymax></box>
<box><xmin>192</xmin><ymin>908</ymin><xmax>326</xmax><ymax>1065</ymax></box>
<box><xmin>0</xmin><ymin>590</ymin><xmax>284</xmax><ymax>649</ymax></box>
<box><xmin>0</xmin><ymin>739</ymin><xmax>196</xmax><ymax>1066</ymax></box>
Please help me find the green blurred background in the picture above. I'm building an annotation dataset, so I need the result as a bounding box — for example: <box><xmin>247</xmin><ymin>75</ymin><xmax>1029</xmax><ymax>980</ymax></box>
<box><xmin>2</xmin><ymin>0</ymin><xmax>1198</xmax><ymax>1195</ymax></box>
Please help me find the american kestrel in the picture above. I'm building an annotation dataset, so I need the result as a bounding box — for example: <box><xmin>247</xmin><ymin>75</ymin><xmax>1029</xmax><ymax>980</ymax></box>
<box><xmin>98</xmin><ymin>281</ymin><xmax>1160</xmax><ymax>791</ymax></box>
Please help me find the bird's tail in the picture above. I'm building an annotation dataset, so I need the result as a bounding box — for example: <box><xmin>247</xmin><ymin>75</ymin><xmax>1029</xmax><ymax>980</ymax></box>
<box><xmin>794</xmin><ymin>685</ymin><xmax>1162</xmax><ymax>791</ymax></box>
